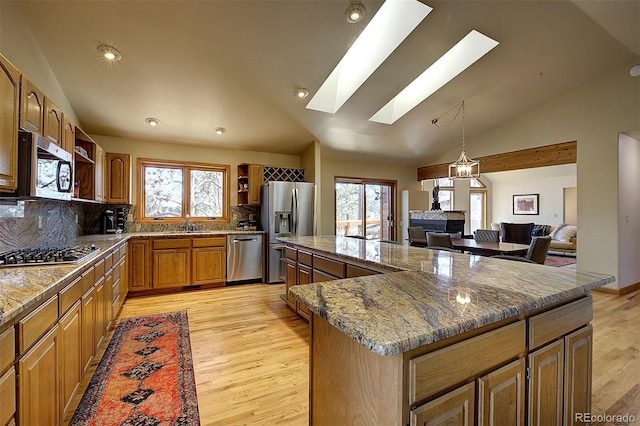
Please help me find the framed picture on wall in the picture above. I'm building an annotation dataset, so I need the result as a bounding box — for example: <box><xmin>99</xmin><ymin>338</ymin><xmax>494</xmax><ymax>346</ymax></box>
<box><xmin>513</xmin><ymin>194</ymin><xmax>539</xmax><ymax>215</ymax></box>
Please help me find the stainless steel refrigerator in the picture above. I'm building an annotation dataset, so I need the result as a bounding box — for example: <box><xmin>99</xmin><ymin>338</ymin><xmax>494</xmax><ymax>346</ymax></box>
<box><xmin>261</xmin><ymin>181</ymin><xmax>316</xmax><ymax>283</ymax></box>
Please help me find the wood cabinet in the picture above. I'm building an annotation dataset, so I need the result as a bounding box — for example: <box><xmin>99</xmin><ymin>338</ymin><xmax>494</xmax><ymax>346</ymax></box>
<box><xmin>59</xmin><ymin>301</ymin><xmax>82</xmax><ymax>421</ymax></box>
<box><xmin>0</xmin><ymin>54</ymin><xmax>20</xmax><ymax>192</ymax></box>
<box><xmin>18</xmin><ymin>325</ymin><xmax>61</xmax><ymax>426</ymax></box>
<box><xmin>192</xmin><ymin>238</ymin><xmax>226</xmax><ymax>286</ymax></box>
<box><xmin>528</xmin><ymin>339</ymin><xmax>564</xmax><ymax>425</ymax></box>
<box><xmin>285</xmin><ymin>258</ymin><xmax>297</xmax><ymax>310</ymax></box>
<box><xmin>61</xmin><ymin>114</ymin><xmax>75</xmax><ymax>157</ymax></box>
<box><xmin>563</xmin><ymin>325</ymin><xmax>593</xmax><ymax>426</ymax></box>
<box><xmin>153</xmin><ymin>239</ymin><xmax>191</xmax><ymax>288</ymax></box>
<box><xmin>81</xmin><ymin>286</ymin><xmax>96</xmax><ymax>375</ymax></box>
<box><xmin>410</xmin><ymin>382</ymin><xmax>475</xmax><ymax>426</ymax></box>
<box><xmin>19</xmin><ymin>75</ymin><xmax>44</xmax><ymax>135</ymax></box>
<box><xmin>129</xmin><ymin>239</ymin><xmax>152</xmax><ymax>290</ymax></box>
<box><xmin>296</xmin><ymin>264</ymin><xmax>312</xmax><ymax>320</ymax></box>
<box><xmin>237</xmin><ymin>163</ymin><xmax>263</xmax><ymax>205</ymax></box>
<box><xmin>43</xmin><ymin>97</ymin><xmax>62</xmax><ymax>147</ymax></box>
<box><xmin>106</xmin><ymin>152</ymin><xmax>131</xmax><ymax>203</ymax></box>
<box><xmin>478</xmin><ymin>358</ymin><xmax>526</xmax><ymax>426</ymax></box>
<box><xmin>94</xmin><ymin>275</ymin><xmax>106</xmax><ymax>351</ymax></box>
<box><xmin>73</xmin><ymin>128</ymin><xmax>96</xmax><ymax>200</ymax></box>
<box><xmin>0</xmin><ymin>367</ymin><xmax>16</xmax><ymax>426</ymax></box>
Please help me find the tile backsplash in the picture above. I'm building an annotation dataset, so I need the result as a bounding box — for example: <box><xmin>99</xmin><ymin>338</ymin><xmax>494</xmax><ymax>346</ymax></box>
<box><xmin>0</xmin><ymin>200</ymin><xmax>260</xmax><ymax>252</ymax></box>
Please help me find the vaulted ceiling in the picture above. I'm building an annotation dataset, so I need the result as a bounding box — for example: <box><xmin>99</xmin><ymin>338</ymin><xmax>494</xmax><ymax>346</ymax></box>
<box><xmin>13</xmin><ymin>0</ymin><xmax>640</xmax><ymax>166</ymax></box>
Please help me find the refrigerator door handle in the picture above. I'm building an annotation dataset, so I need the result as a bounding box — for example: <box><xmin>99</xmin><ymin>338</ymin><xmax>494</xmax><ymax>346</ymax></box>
<box><xmin>292</xmin><ymin>187</ymin><xmax>298</xmax><ymax>235</ymax></box>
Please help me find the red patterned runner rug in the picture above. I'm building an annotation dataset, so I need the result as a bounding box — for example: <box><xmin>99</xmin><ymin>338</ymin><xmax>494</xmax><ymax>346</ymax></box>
<box><xmin>69</xmin><ymin>311</ymin><xmax>199</xmax><ymax>425</ymax></box>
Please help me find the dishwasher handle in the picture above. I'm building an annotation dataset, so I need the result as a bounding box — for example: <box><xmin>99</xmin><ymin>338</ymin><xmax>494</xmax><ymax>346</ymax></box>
<box><xmin>231</xmin><ymin>237</ymin><xmax>259</xmax><ymax>243</ymax></box>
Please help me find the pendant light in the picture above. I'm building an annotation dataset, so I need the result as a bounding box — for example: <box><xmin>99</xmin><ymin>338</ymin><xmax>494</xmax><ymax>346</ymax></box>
<box><xmin>448</xmin><ymin>101</ymin><xmax>480</xmax><ymax>179</ymax></box>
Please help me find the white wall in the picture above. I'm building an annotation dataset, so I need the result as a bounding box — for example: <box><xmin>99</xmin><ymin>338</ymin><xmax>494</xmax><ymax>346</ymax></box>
<box><xmin>0</xmin><ymin>2</ymin><xmax>79</xmax><ymax>124</ymax></box>
<box><xmin>618</xmin><ymin>133</ymin><xmax>640</xmax><ymax>288</ymax></box>
<box><xmin>484</xmin><ymin>164</ymin><xmax>577</xmax><ymax>227</ymax></box>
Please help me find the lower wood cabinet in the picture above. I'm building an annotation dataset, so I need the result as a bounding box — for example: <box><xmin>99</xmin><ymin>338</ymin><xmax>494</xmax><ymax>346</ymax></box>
<box><xmin>94</xmin><ymin>275</ymin><xmax>107</xmax><ymax>351</ymax></box>
<box><xmin>296</xmin><ymin>264</ymin><xmax>312</xmax><ymax>320</ymax></box>
<box><xmin>0</xmin><ymin>367</ymin><xmax>16</xmax><ymax>426</ymax></box>
<box><xmin>192</xmin><ymin>238</ymin><xmax>226</xmax><ymax>286</ymax></box>
<box><xmin>129</xmin><ymin>239</ymin><xmax>151</xmax><ymax>290</ymax></box>
<box><xmin>81</xmin><ymin>286</ymin><xmax>96</xmax><ymax>375</ymax></box>
<box><xmin>153</xmin><ymin>248</ymin><xmax>191</xmax><ymax>288</ymax></box>
<box><xmin>18</xmin><ymin>325</ymin><xmax>61</xmax><ymax>426</ymax></box>
<box><xmin>285</xmin><ymin>259</ymin><xmax>297</xmax><ymax>310</ymax></box>
<box><xmin>563</xmin><ymin>325</ymin><xmax>593</xmax><ymax>426</ymax></box>
<box><xmin>59</xmin><ymin>301</ymin><xmax>82</xmax><ymax>421</ymax></box>
<box><xmin>478</xmin><ymin>358</ymin><xmax>526</xmax><ymax>426</ymax></box>
<box><xmin>410</xmin><ymin>382</ymin><xmax>475</xmax><ymax>426</ymax></box>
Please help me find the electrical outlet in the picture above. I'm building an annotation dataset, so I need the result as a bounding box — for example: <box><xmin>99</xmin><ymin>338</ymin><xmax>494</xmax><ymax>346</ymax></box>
<box><xmin>38</xmin><ymin>215</ymin><xmax>43</xmax><ymax>229</ymax></box>
<box><xmin>128</xmin><ymin>213</ymin><xmax>133</xmax><ymax>221</ymax></box>
<box><xmin>75</xmin><ymin>214</ymin><xmax>79</xmax><ymax>224</ymax></box>
<box><xmin>232</xmin><ymin>214</ymin><xmax>238</xmax><ymax>221</ymax></box>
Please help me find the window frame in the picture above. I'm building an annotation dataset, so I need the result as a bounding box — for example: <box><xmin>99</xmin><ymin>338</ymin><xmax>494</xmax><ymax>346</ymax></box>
<box><xmin>136</xmin><ymin>157</ymin><xmax>230</xmax><ymax>224</ymax></box>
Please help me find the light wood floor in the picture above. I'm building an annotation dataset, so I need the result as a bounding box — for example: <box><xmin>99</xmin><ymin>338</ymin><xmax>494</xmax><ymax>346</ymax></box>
<box><xmin>66</xmin><ymin>284</ymin><xmax>639</xmax><ymax>425</ymax></box>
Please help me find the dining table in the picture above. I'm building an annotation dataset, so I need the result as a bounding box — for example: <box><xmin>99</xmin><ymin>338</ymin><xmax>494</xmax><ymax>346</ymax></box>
<box><xmin>408</xmin><ymin>237</ymin><xmax>530</xmax><ymax>256</ymax></box>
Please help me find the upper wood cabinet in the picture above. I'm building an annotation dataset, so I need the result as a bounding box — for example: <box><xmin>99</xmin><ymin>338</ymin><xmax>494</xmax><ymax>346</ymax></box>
<box><xmin>94</xmin><ymin>144</ymin><xmax>105</xmax><ymax>202</ymax></box>
<box><xmin>106</xmin><ymin>153</ymin><xmax>131</xmax><ymax>204</ymax></box>
<box><xmin>0</xmin><ymin>54</ymin><xmax>20</xmax><ymax>192</ymax></box>
<box><xmin>19</xmin><ymin>76</ymin><xmax>44</xmax><ymax>135</ymax></box>
<box><xmin>43</xmin><ymin>97</ymin><xmax>62</xmax><ymax>146</ymax></box>
<box><xmin>61</xmin><ymin>113</ymin><xmax>75</xmax><ymax>156</ymax></box>
<box><xmin>237</xmin><ymin>163</ymin><xmax>263</xmax><ymax>205</ymax></box>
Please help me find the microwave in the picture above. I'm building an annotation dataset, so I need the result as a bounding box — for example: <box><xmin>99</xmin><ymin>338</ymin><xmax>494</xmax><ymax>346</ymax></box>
<box><xmin>2</xmin><ymin>131</ymin><xmax>73</xmax><ymax>201</ymax></box>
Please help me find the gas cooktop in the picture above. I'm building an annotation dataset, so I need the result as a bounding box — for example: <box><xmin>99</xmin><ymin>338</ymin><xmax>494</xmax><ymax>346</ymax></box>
<box><xmin>0</xmin><ymin>244</ymin><xmax>100</xmax><ymax>267</ymax></box>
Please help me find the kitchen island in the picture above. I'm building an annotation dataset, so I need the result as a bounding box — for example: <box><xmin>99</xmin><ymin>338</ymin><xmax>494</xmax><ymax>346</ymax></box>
<box><xmin>282</xmin><ymin>236</ymin><xmax>614</xmax><ymax>425</ymax></box>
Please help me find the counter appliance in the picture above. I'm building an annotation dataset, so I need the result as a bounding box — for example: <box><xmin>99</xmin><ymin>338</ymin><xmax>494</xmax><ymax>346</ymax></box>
<box><xmin>226</xmin><ymin>234</ymin><xmax>263</xmax><ymax>282</ymax></box>
<box><xmin>261</xmin><ymin>181</ymin><xmax>316</xmax><ymax>283</ymax></box>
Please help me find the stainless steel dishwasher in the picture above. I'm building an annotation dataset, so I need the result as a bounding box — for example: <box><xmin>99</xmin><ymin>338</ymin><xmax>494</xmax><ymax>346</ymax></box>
<box><xmin>226</xmin><ymin>234</ymin><xmax>264</xmax><ymax>282</ymax></box>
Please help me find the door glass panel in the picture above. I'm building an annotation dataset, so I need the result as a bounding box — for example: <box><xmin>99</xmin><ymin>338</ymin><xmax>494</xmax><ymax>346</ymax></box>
<box><xmin>439</xmin><ymin>189</ymin><xmax>453</xmax><ymax>211</ymax></box>
<box><xmin>469</xmin><ymin>191</ymin><xmax>486</xmax><ymax>233</ymax></box>
<box><xmin>335</xmin><ymin>182</ymin><xmax>363</xmax><ymax>236</ymax></box>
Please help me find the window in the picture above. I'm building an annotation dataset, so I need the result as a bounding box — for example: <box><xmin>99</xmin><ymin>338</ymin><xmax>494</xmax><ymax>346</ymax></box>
<box><xmin>439</xmin><ymin>189</ymin><xmax>454</xmax><ymax>211</ymax></box>
<box><xmin>469</xmin><ymin>190</ymin><xmax>486</xmax><ymax>233</ymax></box>
<box><xmin>436</xmin><ymin>177</ymin><xmax>454</xmax><ymax>188</ymax></box>
<box><xmin>335</xmin><ymin>177</ymin><xmax>396</xmax><ymax>240</ymax></box>
<box><xmin>470</xmin><ymin>179</ymin><xmax>485</xmax><ymax>188</ymax></box>
<box><xmin>137</xmin><ymin>158</ymin><xmax>230</xmax><ymax>223</ymax></box>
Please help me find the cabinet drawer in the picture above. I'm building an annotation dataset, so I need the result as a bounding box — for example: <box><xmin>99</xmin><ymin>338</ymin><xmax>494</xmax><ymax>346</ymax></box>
<box><xmin>298</xmin><ymin>250</ymin><xmax>312</xmax><ymax>267</ymax></box>
<box><xmin>286</xmin><ymin>247</ymin><xmax>297</xmax><ymax>260</ymax></box>
<box><xmin>59</xmin><ymin>276</ymin><xmax>83</xmax><ymax>315</ymax></box>
<box><xmin>80</xmin><ymin>267</ymin><xmax>94</xmax><ymax>294</ymax></box>
<box><xmin>313</xmin><ymin>255</ymin><xmax>345</xmax><ymax>278</ymax></box>
<box><xmin>94</xmin><ymin>258</ymin><xmax>105</xmax><ymax>281</ymax></box>
<box><xmin>18</xmin><ymin>295</ymin><xmax>58</xmax><ymax>354</ymax></box>
<box><xmin>119</xmin><ymin>244</ymin><xmax>127</xmax><ymax>259</ymax></box>
<box><xmin>103</xmin><ymin>250</ymin><xmax>113</xmax><ymax>271</ymax></box>
<box><xmin>313</xmin><ymin>269</ymin><xmax>341</xmax><ymax>283</ymax></box>
<box><xmin>528</xmin><ymin>296</ymin><xmax>592</xmax><ymax>349</ymax></box>
<box><xmin>346</xmin><ymin>264</ymin><xmax>379</xmax><ymax>278</ymax></box>
<box><xmin>192</xmin><ymin>237</ymin><xmax>225</xmax><ymax>248</ymax></box>
<box><xmin>410</xmin><ymin>382</ymin><xmax>475</xmax><ymax>426</ymax></box>
<box><xmin>0</xmin><ymin>327</ymin><xmax>15</xmax><ymax>373</ymax></box>
<box><xmin>153</xmin><ymin>238</ymin><xmax>191</xmax><ymax>249</ymax></box>
<box><xmin>408</xmin><ymin>320</ymin><xmax>526</xmax><ymax>405</ymax></box>
<box><xmin>0</xmin><ymin>367</ymin><xmax>15</xmax><ymax>426</ymax></box>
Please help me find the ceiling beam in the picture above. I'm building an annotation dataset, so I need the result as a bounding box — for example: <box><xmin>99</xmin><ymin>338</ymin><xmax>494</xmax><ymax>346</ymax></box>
<box><xmin>417</xmin><ymin>141</ymin><xmax>577</xmax><ymax>181</ymax></box>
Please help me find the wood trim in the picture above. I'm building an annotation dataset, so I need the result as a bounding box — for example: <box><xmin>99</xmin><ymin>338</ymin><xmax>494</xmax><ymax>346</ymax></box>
<box><xmin>593</xmin><ymin>281</ymin><xmax>640</xmax><ymax>295</ymax></box>
<box><xmin>417</xmin><ymin>141</ymin><xmax>577</xmax><ymax>181</ymax></box>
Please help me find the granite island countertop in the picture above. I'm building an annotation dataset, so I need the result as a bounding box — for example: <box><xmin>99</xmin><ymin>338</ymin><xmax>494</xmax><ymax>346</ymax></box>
<box><xmin>281</xmin><ymin>235</ymin><xmax>615</xmax><ymax>356</ymax></box>
<box><xmin>0</xmin><ymin>230</ymin><xmax>265</xmax><ymax>329</ymax></box>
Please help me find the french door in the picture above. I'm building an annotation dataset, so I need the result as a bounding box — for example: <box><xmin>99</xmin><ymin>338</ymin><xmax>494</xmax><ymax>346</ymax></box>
<box><xmin>335</xmin><ymin>178</ymin><xmax>396</xmax><ymax>240</ymax></box>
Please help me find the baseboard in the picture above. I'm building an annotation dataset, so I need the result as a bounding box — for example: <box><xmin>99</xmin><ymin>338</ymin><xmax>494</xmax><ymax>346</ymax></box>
<box><xmin>593</xmin><ymin>282</ymin><xmax>640</xmax><ymax>295</ymax></box>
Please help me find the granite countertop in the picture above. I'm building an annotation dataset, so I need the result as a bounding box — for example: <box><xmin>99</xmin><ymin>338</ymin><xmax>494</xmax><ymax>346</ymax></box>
<box><xmin>282</xmin><ymin>236</ymin><xmax>615</xmax><ymax>356</ymax></box>
<box><xmin>0</xmin><ymin>230</ymin><xmax>265</xmax><ymax>329</ymax></box>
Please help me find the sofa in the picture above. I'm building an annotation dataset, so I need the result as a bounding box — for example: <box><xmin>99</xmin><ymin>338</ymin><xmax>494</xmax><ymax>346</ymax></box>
<box><xmin>490</xmin><ymin>222</ymin><xmax>577</xmax><ymax>254</ymax></box>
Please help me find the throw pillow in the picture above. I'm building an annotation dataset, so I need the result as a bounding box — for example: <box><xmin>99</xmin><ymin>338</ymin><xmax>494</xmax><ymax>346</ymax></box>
<box><xmin>550</xmin><ymin>223</ymin><xmax>577</xmax><ymax>242</ymax></box>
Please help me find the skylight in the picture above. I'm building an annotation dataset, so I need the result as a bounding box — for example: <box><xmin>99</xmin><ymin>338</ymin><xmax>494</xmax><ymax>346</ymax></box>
<box><xmin>370</xmin><ymin>30</ymin><xmax>499</xmax><ymax>124</ymax></box>
<box><xmin>306</xmin><ymin>0</ymin><xmax>433</xmax><ymax>114</ymax></box>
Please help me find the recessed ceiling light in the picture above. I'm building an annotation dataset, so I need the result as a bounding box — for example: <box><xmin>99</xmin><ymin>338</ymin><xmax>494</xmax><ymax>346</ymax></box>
<box><xmin>214</xmin><ymin>127</ymin><xmax>226</xmax><ymax>135</ymax></box>
<box><xmin>631</xmin><ymin>65</ymin><xmax>640</xmax><ymax>77</ymax></box>
<box><xmin>294</xmin><ymin>87</ymin><xmax>309</xmax><ymax>98</ymax></box>
<box><xmin>97</xmin><ymin>44</ymin><xmax>122</xmax><ymax>61</ymax></box>
<box><xmin>370</xmin><ymin>30</ymin><xmax>499</xmax><ymax>124</ymax></box>
<box><xmin>345</xmin><ymin>3</ymin><xmax>366</xmax><ymax>23</ymax></box>
<box><xmin>145</xmin><ymin>117</ymin><xmax>160</xmax><ymax>127</ymax></box>
<box><xmin>306</xmin><ymin>0</ymin><xmax>432</xmax><ymax>114</ymax></box>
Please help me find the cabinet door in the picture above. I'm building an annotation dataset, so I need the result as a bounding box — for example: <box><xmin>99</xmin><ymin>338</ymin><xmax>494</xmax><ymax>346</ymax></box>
<box><xmin>192</xmin><ymin>247</ymin><xmax>226</xmax><ymax>286</ymax></box>
<box><xmin>129</xmin><ymin>239</ymin><xmax>151</xmax><ymax>290</ymax></box>
<box><xmin>478</xmin><ymin>358</ymin><xmax>525</xmax><ymax>426</ymax></box>
<box><xmin>104</xmin><ymin>268</ymin><xmax>114</xmax><ymax>331</ymax></box>
<box><xmin>106</xmin><ymin>152</ymin><xmax>131</xmax><ymax>203</ymax></box>
<box><xmin>19</xmin><ymin>75</ymin><xmax>44</xmax><ymax>134</ymax></box>
<box><xmin>296</xmin><ymin>264</ymin><xmax>312</xmax><ymax>320</ymax></box>
<box><xmin>248</xmin><ymin>164</ymin><xmax>263</xmax><ymax>205</ymax></box>
<box><xmin>43</xmin><ymin>97</ymin><xmax>62</xmax><ymax>146</ymax></box>
<box><xmin>94</xmin><ymin>144</ymin><xmax>105</xmax><ymax>202</ymax></box>
<box><xmin>528</xmin><ymin>339</ymin><xmax>564</xmax><ymax>426</ymax></box>
<box><xmin>119</xmin><ymin>253</ymin><xmax>129</xmax><ymax>301</ymax></box>
<box><xmin>94</xmin><ymin>277</ymin><xmax>106</xmax><ymax>350</ymax></box>
<box><xmin>564</xmin><ymin>325</ymin><xmax>592</xmax><ymax>426</ymax></box>
<box><xmin>410</xmin><ymin>382</ymin><xmax>475</xmax><ymax>426</ymax></box>
<box><xmin>18</xmin><ymin>324</ymin><xmax>60</xmax><ymax>426</ymax></box>
<box><xmin>61</xmin><ymin>114</ymin><xmax>75</xmax><ymax>156</ymax></box>
<box><xmin>0</xmin><ymin>54</ymin><xmax>20</xmax><ymax>192</ymax></box>
<box><xmin>81</xmin><ymin>286</ymin><xmax>96</xmax><ymax>375</ymax></box>
<box><xmin>153</xmin><ymin>249</ymin><xmax>191</xmax><ymax>288</ymax></box>
<box><xmin>285</xmin><ymin>258</ymin><xmax>297</xmax><ymax>310</ymax></box>
<box><xmin>59</xmin><ymin>301</ymin><xmax>82</xmax><ymax>421</ymax></box>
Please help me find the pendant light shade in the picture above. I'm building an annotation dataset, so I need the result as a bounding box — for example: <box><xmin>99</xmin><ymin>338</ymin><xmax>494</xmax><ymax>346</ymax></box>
<box><xmin>448</xmin><ymin>101</ymin><xmax>480</xmax><ymax>179</ymax></box>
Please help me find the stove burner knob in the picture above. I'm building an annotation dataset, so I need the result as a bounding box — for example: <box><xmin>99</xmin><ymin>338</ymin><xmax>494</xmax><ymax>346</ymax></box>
<box><xmin>91</xmin><ymin>244</ymin><xmax>97</xmax><ymax>250</ymax></box>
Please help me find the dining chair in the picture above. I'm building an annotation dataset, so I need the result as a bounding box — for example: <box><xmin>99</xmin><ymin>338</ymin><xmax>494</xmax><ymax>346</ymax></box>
<box><xmin>500</xmin><ymin>222</ymin><xmax>535</xmax><ymax>245</ymax></box>
<box><xmin>492</xmin><ymin>236</ymin><xmax>552</xmax><ymax>265</ymax></box>
<box><xmin>474</xmin><ymin>229</ymin><xmax>500</xmax><ymax>243</ymax></box>
<box><xmin>426</xmin><ymin>232</ymin><xmax>455</xmax><ymax>249</ymax></box>
<box><xmin>407</xmin><ymin>227</ymin><xmax>427</xmax><ymax>247</ymax></box>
